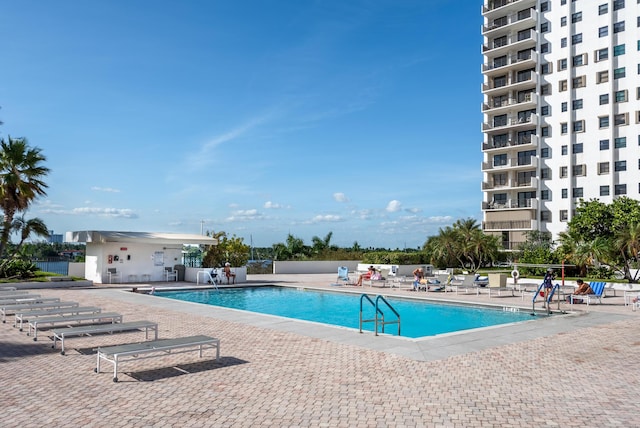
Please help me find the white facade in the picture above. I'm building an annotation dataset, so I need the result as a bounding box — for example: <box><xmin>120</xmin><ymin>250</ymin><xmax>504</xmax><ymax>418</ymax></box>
<box><xmin>481</xmin><ymin>0</ymin><xmax>640</xmax><ymax>248</ymax></box>
<box><xmin>66</xmin><ymin>231</ymin><xmax>217</xmax><ymax>284</ymax></box>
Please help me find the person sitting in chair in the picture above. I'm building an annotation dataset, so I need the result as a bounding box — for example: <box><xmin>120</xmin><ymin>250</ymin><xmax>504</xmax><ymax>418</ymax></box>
<box><xmin>224</xmin><ymin>262</ymin><xmax>236</xmax><ymax>284</ymax></box>
<box><xmin>355</xmin><ymin>266</ymin><xmax>375</xmax><ymax>286</ymax></box>
<box><xmin>412</xmin><ymin>268</ymin><xmax>424</xmax><ymax>291</ymax></box>
<box><xmin>566</xmin><ymin>279</ymin><xmax>593</xmax><ymax>303</ymax></box>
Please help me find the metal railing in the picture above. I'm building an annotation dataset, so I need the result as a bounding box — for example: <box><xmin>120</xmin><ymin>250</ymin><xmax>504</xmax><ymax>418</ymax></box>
<box><xmin>359</xmin><ymin>294</ymin><xmax>400</xmax><ymax>336</ymax></box>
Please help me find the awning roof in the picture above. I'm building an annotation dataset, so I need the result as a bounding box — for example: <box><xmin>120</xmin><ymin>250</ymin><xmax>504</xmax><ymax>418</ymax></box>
<box><xmin>66</xmin><ymin>231</ymin><xmax>218</xmax><ymax>245</ymax></box>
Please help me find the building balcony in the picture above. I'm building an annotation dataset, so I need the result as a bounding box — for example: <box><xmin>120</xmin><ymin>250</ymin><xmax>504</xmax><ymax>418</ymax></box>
<box><xmin>482</xmin><ymin>0</ymin><xmax>536</xmax><ymax>18</ymax></box>
<box><xmin>482</xmin><ymin>51</ymin><xmax>538</xmax><ymax>76</ymax></box>
<box><xmin>482</xmin><ymin>30</ymin><xmax>537</xmax><ymax>56</ymax></box>
<box><xmin>482</xmin><ymin>113</ymin><xmax>538</xmax><ymax>132</ymax></box>
<box><xmin>482</xmin><ymin>8</ymin><xmax>536</xmax><ymax>35</ymax></box>
<box><xmin>482</xmin><ymin>198</ymin><xmax>538</xmax><ymax>211</ymax></box>
<box><xmin>482</xmin><ymin>73</ymin><xmax>537</xmax><ymax>95</ymax></box>
<box><xmin>482</xmin><ymin>219</ymin><xmax>537</xmax><ymax>231</ymax></box>
<box><xmin>482</xmin><ymin>134</ymin><xmax>538</xmax><ymax>152</ymax></box>
<box><xmin>482</xmin><ymin>177</ymin><xmax>538</xmax><ymax>191</ymax></box>
<box><xmin>482</xmin><ymin>92</ymin><xmax>537</xmax><ymax>114</ymax></box>
<box><xmin>481</xmin><ymin>156</ymin><xmax>538</xmax><ymax>172</ymax></box>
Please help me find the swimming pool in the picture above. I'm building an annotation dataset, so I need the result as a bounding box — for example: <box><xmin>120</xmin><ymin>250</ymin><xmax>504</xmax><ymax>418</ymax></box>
<box><xmin>156</xmin><ymin>286</ymin><xmax>535</xmax><ymax>338</ymax></box>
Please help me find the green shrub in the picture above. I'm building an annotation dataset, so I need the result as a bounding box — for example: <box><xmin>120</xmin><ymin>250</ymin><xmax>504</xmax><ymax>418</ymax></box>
<box><xmin>0</xmin><ymin>258</ymin><xmax>37</xmax><ymax>279</ymax></box>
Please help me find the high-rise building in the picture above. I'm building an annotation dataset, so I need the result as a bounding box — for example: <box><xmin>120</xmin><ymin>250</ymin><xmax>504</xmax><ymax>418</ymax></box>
<box><xmin>481</xmin><ymin>0</ymin><xmax>639</xmax><ymax>251</ymax></box>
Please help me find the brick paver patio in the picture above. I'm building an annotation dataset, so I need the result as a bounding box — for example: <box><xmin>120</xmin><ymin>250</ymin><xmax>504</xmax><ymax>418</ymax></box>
<box><xmin>1</xmin><ymin>274</ymin><xmax>639</xmax><ymax>427</ymax></box>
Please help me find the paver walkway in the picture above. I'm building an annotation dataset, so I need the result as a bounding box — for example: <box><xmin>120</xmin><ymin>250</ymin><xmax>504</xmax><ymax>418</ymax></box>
<box><xmin>1</xmin><ymin>274</ymin><xmax>639</xmax><ymax>427</ymax></box>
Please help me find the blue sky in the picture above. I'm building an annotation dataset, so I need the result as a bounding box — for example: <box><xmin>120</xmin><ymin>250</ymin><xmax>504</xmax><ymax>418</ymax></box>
<box><xmin>1</xmin><ymin>1</ymin><xmax>483</xmax><ymax>249</ymax></box>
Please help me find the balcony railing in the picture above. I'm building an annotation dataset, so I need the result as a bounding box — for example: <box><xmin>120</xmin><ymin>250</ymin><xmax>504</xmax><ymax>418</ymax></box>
<box><xmin>482</xmin><ymin>29</ymin><xmax>537</xmax><ymax>54</ymax></box>
<box><xmin>482</xmin><ymin>73</ymin><xmax>537</xmax><ymax>93</ymax></box>
<box><xmin>482</xmin><ymin>8</ymin><xmax>535</xmax><ymax>34</ymax></box>
<box><xmin>482</xmin><ymin>0</ymin><xmax>532</xmax><ymax>15</ymax></box>
<box><xmin>482</xmin><ymin>113</ymin><xmax>538</xmax><ymax>131</ymax></box>
<box><xmin>481</xmin><ymin>198</ymin><xmax>538</xmax><ymax>210</ymax></box>
<box><xmin>482</xmin><ymin>52</ymin><xmax>537</xmax><ymax>73</ymax></box>
<box><xmin>482</xmin><ymin>219</ymin><xmax>534</xmax><ymax>230</ymax></box>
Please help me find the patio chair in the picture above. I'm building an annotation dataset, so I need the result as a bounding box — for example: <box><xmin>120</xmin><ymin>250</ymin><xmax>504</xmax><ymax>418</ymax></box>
<box><xmin>450</xmin><ymin>275</ymin><xmax>481</xmax><ymax>295</ymax></box>
<box><xmin>334</xmin><ymin>266</ymin><xmax>351</xmax><ymax>285</ymax></box>
<box><xmin>107</xmin><ymin>268</ymin><xmax>121</xmax><ymax>284</ymax></box>
<box><xmin>164</xmin><ymin>267</ymin><xmax>178</xmax><ymax>282</ymax></box>
<box><xmin>570</xmin><ymin>281</ymin><xmax>606</xmax><ymax>306</ymax></box>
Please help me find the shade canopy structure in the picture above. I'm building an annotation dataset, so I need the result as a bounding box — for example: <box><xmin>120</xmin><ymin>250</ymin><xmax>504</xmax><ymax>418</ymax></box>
<box><xmin>66</xmin><ymin>231</ymin><xmax>218</xmax><ymax>246</ymax></box>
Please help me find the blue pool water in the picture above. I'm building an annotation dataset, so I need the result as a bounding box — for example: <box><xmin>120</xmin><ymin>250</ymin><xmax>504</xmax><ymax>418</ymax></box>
<box><xmin>157</xmin><ymin>286</ymin><xmax>534</xmax><ymax>338</ymax></box>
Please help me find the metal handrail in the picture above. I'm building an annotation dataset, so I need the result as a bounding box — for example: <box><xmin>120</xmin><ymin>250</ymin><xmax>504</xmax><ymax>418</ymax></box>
<box><xmin>358</xmin><ymin>294</ymin><xmax>401</xmax><ymax>336</ymax></box>
<box><xmin>375</xmin><ymin>295</ymin><xmax>401</xmax><ymax>336</ymax></box>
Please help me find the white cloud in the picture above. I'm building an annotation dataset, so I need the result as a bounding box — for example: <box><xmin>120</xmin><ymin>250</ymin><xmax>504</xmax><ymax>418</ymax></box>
<box><xmin>91</xmin><ymin>186</ymin><xmax>121</xmax><ymax>193</ymax></box>
<box><xmin>264</xmin><ymin>201</ymin><xmax>281</xmax><ymax>209</ymax></box>
<box><xmin>309</xmin><ymin>214</ymin><xmax>343</xmax><ymax>223</ymax></box>
<box><xmin>225</xmin><ymin>209</ymin><xmax>264</xmax><ymax>222</ymax></box>
<box><xmin>72</xmin><ymin>207</ymin><xmax>138</xmax><ymax>218</ymax></box>
<box><xmin>386</xmin><ymin>200</ymin><xmax>402</xmax><ymax>212</ymax></box>
<box><xmin>333</xmin><ymin>192</ymin><xmax>349</xmax><ymax>203</ymax></box>
<box><xmin>406</xmin><ymin>207</ymin><xmax>421</xmax><ymax>213</ymax></box>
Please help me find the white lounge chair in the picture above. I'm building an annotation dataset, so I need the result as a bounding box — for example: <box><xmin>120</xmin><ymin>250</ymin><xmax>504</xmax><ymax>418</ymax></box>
<box><xmin>335</xmin><ymin>266</ymin><xmax>352</xmax><ymax>285</ymax></box>
<box><xmin>164</xmin><ymin>267</ymin><xmax>178</xmax><ymax>281</ymax></box>
<box><xmin>450</xmin><ymin>275</ymin><xmax>481</xmax><ymax>295</ymax></box>
<box><xmin>107</xmin><ymin>268</ymin><xmax>121</xmax><ymax>284</ymax></box>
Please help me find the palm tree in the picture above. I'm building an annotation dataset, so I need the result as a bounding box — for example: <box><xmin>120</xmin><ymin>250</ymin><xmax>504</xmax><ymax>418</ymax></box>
<box><xmin>10</xmin><ymin>215</ymin><xmax>49</xmax><ymax>256</ymax></box>
<box><xmin>0</xmin><ymin>137</ymin><xmax>49</xmax><ymax>258</ymax></box>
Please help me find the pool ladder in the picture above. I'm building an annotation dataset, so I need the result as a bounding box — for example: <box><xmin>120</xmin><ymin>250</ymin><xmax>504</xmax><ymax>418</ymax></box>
<box><xmin>359</xmin><ymin>294</ymin><xmax>400</xmax><ymax>336</ymax></box>
<box><xmin>531</xmin><ymin>283</ymin><xmax>560</xmax><ymax>315</ymax></box>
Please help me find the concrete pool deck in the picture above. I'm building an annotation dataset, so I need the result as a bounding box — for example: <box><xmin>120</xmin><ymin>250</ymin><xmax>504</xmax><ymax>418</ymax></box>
<box><xmin>1</xmin><ymin>273</ymin><xmax>639</xmax><ymax>426</ymax></box>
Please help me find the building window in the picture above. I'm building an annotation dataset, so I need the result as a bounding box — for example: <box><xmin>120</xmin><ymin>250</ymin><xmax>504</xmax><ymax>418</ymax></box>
<box><xmin>572</xmin><ymin>76</ymin><xmax>586</xmax><ymax>88</ymax></box>
<box><xmin>573</xmin><ymin>164</ymin><xmax>585</xmax><ymax>176</ymax></box>
<box><xmin>615</xmin><ymin>184</ymin><xmax>627</xmax><ymax>195</ymax></box>
<box><xmin>572</xmin><ymin>99</ymin><xmax>583</xmax><ymax>110</ymax></box>
<box><xmin>600</xmin><ymin>94</ymin><xmax>609</xmax><ymax>104</ymax></box>
<box><xmin>600</xmin><ymin>185</ymin><xmax>610</xmax><ymax>196</ymax></box>
<box><xmin>572</xmin><ymin>34</ymin><xmax>582</xmax><ymax>45</ymax></box>
<box><xmin>560</xmin><ymin>210</ymin><xmax>568</xmax><ymax>221</ymax></box>
<box><xmin>558</xmin><ymin>58</ymin><xmax>567</xmax><ymax>70</ymax></box>
<box><xmin>600</xmin><ymin>139</ymin><xmax>610</xmax><ymax>150</ymax></box>
<box><xmin>561</xmin><ymin>102</ymin><xmax>568</xmax><ymax>112</ymax></box>
<box><xmin>599</xmin><ymin>162</ymin><xmax>610</xmax><ymax>174</ymax></box>
<box><xmin>573</xmin><ymin>120</ymin><xmax>584</xmax><ymax>132</ymax></box>
<box><xmin>541</xmin><ymin>105</ymin><xmax>550</xmax><ymax>115</ymax></box>
<box><xmin>517</xmin><ymin>28</ymin><xmax>532</xmax><ymax>41</ymax></box>
<box><xmin>615</xmin><ymin>137</ymin><xmax>627</xmax><ymax>148</ymax></box>
<box><xmin>599</xmin><ymin>116</ymin><xmax>610</xmax><ymax>128</ymax></box>
<box><xmin>562</xmin><ymin>188</ymin><xmax>568</xmax><ymax>198</ymax></box>
<box><xmin>571</xmin><ymin>12</ymin><xmax>582</xmax><ymax>23</ymax></box>
<box><xmin>494</xmin><ymin>154</ymin><xmax>507</xmax><ymax>167</ymax></box>
<box><xmin>541</xmin><ymin>210</ymin><xmax>551</xmax><ymax>221</ymax></box>
<box><xmin>561</xmin><ymin>145</ymin><xmax>568</xmax><ymax>155</ymax></box>
<box><xmin>561</xmin><ymin>38</ymin><xmax>567</xmax><ymax>48</ymax></box>
<box><xmin>573</xmin><ymin>187</ymin><xmax>584</xmax><ymax>198</ymax></box>
<box><xmin>541</xmin><ymin>127</ymin><xmax>550</xmax><ymax>137</ymax></box>
<box><xmin>614</xmin><ymin>44</ymin><xmax>626</xmax><ymax>56</ymax></box>
<box><xmin>573</xmin><ymin>54</ymin><xmax>585</xmax><ymax>66</ymax></box>
<box><xmin>561</xmin><ymin>123</ymin><xmax>568</xmax><ymax>134</ymax></box>
<box><xmin>614</xmin><ymin>113</ymin><xmax>628</xmax><ymax>126</ymax></box>
<box><xmin>615</xmin><ymin>160</ymin><xmax>627</xmax><ymax>171</ymax></box>
<box><xmin>598</xmin><ymin>71</ymin><xmax>609</xmax><ymax>83</ymax></box>
<box><xmin>541</xmin><ymin>84</ymin><xmax>551</xmax><ymax>95</ymax></box>
<box><xmin>599</xmin><ymin>26</ymin><xmax>608</xmax><ymax>37</ymax></box>
<box><xmin>560</xmin><ymin>166</ymin><xmax>568</xmax><ymax>178</ymax></box>
<box><xmin>541</xmin><ymin>22</ymin><xmax>549</xmax><ymax>33</ymax></box>
<box><xmin>596</xmin><ymin>48</ymin><xmax>608</xmax><ymax>61</ymax></box>
<box><xmin>561</xmin><ymin>16</ymin><xmax>567</xmax><ymax>27</ymax></box>
<box><xmin>614</xmin><ymin>67</ymin><xmax>626</xmax><ymax>79</ymax></box>
<box><xmin>541</xmin><ymin>168</ymin><xmax>551</xmax><ymax>179</ymax></box>
<box><xmin>559</xmin><ymin>80</ymin><xmax>568</xmax><ymax>91</ymax></box>
<box><xmin>614</xmin><ymin>21</ymin><xmax>625</xmax><ymax>33</ymax></box>
<box><xmin>541</xmin><ymin>43</ymin><xmax>550</xmax><ymax>53</ymax></box>
<box><xmin>541</xmin><ymin>63</ymin><xmax>551</xmax><ymax>74</ymax></box>
<box><xmin>599</xmin><ymin>4</ymin><xmax>608</xmax><ymax>15</ymax></box>
<box><xmin>541</xmin><ymin>2</ymin><xmax>549</xmax><ymax>12</ymax></box>
<box><xmin>613</xmin><ymin>0</ymin><xmax>625</xmax><ymax>11</ymax></box>
<box><xmin>541</xmin><ymin>147</ymin><xmax>550</xmax><ymax>157</ymax></box>
<box><xmin>572</xmin><ymin>143</ymin><xmax>583</xmax><ymax>154</ymax></box>
<box><xmin>615</xmin><ymin>90</ymin><xmax>628</xmax><ymax>102</ymax></box>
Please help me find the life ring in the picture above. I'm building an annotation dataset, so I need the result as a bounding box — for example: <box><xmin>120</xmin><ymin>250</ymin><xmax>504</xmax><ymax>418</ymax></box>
<box><xmin>511</xmin><ymin>270</ymin><xmax>519</xmax><ymax>279</ymax></box>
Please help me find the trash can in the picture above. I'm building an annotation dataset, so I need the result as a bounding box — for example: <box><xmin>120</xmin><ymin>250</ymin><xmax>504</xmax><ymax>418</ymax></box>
<box><xmin>488</xmin><ymin>273</ymin><xmax>507</xmax><ymax>288</ymax></box>
<box><xmin>173</xmin><ymin>264</ymin><xmax>186</xmax><ymax>281</ymax></box>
